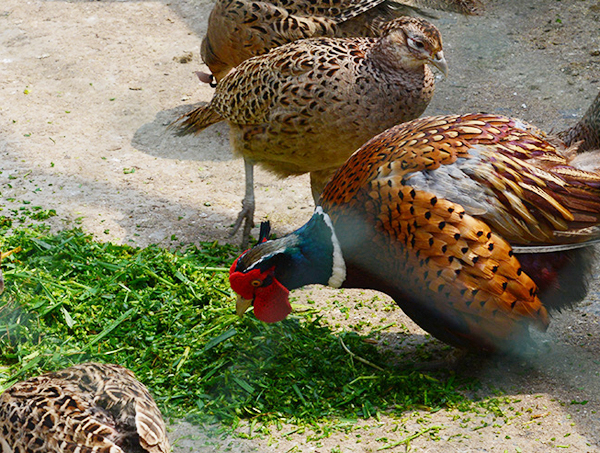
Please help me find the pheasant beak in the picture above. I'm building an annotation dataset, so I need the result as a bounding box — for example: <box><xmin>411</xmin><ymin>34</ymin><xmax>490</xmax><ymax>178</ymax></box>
<box><xmin>236</xmin><ymin>295</ymin><xmax>253</xmax><ymax>317</ymax></box>
<box><xmin>429</xmin><ymin>51</ymin><xmax>448</xmax><ymax>77</ymax></box>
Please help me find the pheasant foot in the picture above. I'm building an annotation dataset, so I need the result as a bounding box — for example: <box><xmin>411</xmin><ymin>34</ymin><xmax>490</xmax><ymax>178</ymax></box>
<box><xmin>231</xmin><ymin>196</ymin><xmax>255</xmax><ymax>249</ymax></box>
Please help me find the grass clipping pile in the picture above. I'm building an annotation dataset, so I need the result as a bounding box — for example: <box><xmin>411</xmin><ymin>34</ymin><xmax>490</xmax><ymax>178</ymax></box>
<box><xmin>0</xmin><ymin>217</ymin><xmax>475</xmax><ymax>426</ymax></box>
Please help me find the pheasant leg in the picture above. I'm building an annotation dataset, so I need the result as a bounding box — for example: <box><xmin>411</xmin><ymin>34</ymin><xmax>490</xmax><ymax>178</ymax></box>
<box><xmin>231</xmin><ymin>158</ymin><xmax>255</xmax><ymax>248</ymax></box>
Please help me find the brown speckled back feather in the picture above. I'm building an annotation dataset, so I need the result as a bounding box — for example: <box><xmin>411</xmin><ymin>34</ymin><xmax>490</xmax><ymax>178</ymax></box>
<box><xmin>178</xmin><ymin>17</ymin><xmax>443</xmax><ymax>184</ymax></box>
<box><xmin>560</xmin><ymin>91</ymin><xmax>600</xmax><ymax>153</ymax></box>
<box><xmin>202</xmin><ymin>0</ymin><xmax>482</xmax><ymax>81</ymax></box>
<box><xmin>0</xmin><ymin>363</ymin><xmax>169</xmax><ymax>453</ymax></box>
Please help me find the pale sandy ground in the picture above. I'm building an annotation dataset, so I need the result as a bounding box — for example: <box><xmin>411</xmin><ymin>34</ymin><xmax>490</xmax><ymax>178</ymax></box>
<box><xmin>1</xmin><ymin>0</ymin><xmax>600</xmax><ymax>451</ymax></box>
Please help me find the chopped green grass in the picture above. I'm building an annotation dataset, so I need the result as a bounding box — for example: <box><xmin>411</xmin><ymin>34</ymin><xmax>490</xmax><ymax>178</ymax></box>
<box><xmin>0</xmin><ymin>220</ymin><xmax>476</xmax><ymax>427</ymax></box>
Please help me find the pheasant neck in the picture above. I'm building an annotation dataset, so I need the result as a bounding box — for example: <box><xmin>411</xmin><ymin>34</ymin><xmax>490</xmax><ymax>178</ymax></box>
<box><xmin>290</xmin><ymin>207</ymin><xmax>346</xmax><ymax>289</ymax></box>
<box><xmin>249</xmin><ymin>207</ymin><xmax>346</xmax><ymax>290</ymax></box>
<box><xmin>317</xmin><ymin>207</ymin><xmax>346</xmax><ymax>288</ymax></box>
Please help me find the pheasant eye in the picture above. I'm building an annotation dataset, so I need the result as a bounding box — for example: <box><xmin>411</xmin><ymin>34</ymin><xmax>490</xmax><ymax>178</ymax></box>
<box><xmin>408</xmin><ymin>38</ymin><xmax>425</xmax><ymax>50</ymax></box>
<box><xmin>251</xmin><ymin>279</ymin><xmax>262</xmax><ymax>287</ymax></box>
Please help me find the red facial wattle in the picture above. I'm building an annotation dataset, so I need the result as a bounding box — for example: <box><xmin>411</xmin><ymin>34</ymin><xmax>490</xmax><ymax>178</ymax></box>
<box><xmin>229</xmin><ymin>256</ymin><xmax>255</xmax><ymax>300</ymax></box>
<box><xmin>229</xmin><ymin>258</ymin><xmax>292</xmax><ymax>323</ymax></box>
<box><xmin>252</xmin><ymin>278</ymin><xmax>291</xmax><ymax>323</ymax></box>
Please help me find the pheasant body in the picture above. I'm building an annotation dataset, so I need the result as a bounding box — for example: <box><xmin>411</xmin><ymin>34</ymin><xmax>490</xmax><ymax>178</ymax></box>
<box><xmin>176</xmin><ymin>16</ymin><xmax>446</xmax><ymax>246</ymax></box>
<box><xmin>224</xmin><ymin>36</ymin><xmax>436</xmax><ymax>178</ymax></box>
<box><xmin>202</xmin><ymin>0</ymin><xmax>482</xmax><ymax>82</ymax></box>
<box><xmin>230</xmin><ymin>111</ymin><xmax>600</xmax><ymax>352</ymax></box>
<box><xmin>0</xmin><ymin>362</ymin><xmax>169</xmax><ymax>453</ymax></box>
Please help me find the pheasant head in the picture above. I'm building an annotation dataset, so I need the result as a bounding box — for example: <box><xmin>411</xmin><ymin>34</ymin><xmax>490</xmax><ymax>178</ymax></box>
<box><xmin>229</xmin><ymin>208</ymin><xmax>346</xmax><ymax>323</ymax></box>
<box><xmin>375</xmin><ymin>17</ymin><xmax>447</xmax><ymax>76</ymax></box>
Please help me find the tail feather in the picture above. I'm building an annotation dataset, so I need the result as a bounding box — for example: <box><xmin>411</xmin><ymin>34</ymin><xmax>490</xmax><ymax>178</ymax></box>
<box><xmin>518</xmin><ymin>247</ymin><xmax>596</xmax><ymax>313</ymax></box>
<box><xmin>170</xmin><ymin>104</ymin><xmax>224</xmax><ymax>136</ymax></box>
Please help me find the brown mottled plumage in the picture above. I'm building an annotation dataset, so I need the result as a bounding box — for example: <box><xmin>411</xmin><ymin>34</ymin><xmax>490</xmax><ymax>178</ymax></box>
<box><xmin>229</xmin><ymin>109</ymin><xmax>600</xmax><ymax>353</ymax></box>
<box><xmin>175</xmin><ymin>16</ymin><xmax>447</xmax><ymax>247</ymax></box>
<box><xmin>560</xmin><ymin>91</ymin><xmax>600</xmax><ymax>153</ymax></box>
<box><xmin>201</xmin><ymin>0</ymin><xmax>482</xmax><ymax>82</ymax></box>
<box><xmin>0</xmin><ymin>362</ymin><xmax>170</xmax><ymax>453</ymax></box>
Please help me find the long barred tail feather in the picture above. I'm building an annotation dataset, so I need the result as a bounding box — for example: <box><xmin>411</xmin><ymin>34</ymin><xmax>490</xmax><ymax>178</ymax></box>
<box><xmin>169</xmin><ymin>104</ymin><xmax>224</xmax><ymax>136</ymax></box>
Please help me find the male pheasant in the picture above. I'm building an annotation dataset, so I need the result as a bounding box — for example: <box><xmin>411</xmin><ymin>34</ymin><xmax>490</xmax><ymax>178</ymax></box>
<box><xmin>229</xmin><ymin>107</ymin><xmax>600</xmax><ymax>353</ymax></box>
<box><xmin>0</xmin><ymin>362</ymin><xmax>170</xmax><ymax>453</ymax></box>
<box><xmin>175</xmin><ymin>17</ymin><xmax>447</xmax><ymax>247</ymax></box>
<box><xmin>201</xmin><ymin>0</ymin><xmax>482</xmax><ymax>83</ymax></box>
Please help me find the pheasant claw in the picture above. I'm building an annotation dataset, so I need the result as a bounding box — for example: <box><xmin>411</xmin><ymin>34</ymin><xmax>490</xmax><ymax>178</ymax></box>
<box><xmin>230</xmin><ymin>197</ymin><xmax>255</xmax><ymax>249</ymax></box>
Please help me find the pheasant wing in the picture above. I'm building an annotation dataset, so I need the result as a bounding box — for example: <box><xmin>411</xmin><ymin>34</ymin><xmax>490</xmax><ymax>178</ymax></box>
<box><xmin>330</xmin><ymin>113</ymin><xmax>600</xmax><ymax>245</ymax></box>
<box><xmin>210</xmin><ymin>38</ymin><xmax>370</xmax><ymax>126</ymax></box>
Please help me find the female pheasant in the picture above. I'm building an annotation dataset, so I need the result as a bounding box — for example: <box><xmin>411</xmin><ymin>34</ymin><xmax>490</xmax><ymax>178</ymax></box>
<box><xmin>175</xmin><ymin>16</ymin><xmax>447</xmax><ymax>247</ymax></box>
<box><xmin>0</xmin><ymin>362</ymin><xmax>170</xmax><ymax>453</ymax></box>
<box><xmin>201</xmin><ymin>0</ymin><xmax>481</xmax><ymax>83</ymax></box>
<box><xmin>560</xmin><ymin>90</ymin><xmax>600</xmax><ymax>153</ymax></box>
<box><xmin>229</xmin><ymin>109</ymin><xmax>600</xmax><ymax>353</ymax></box>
